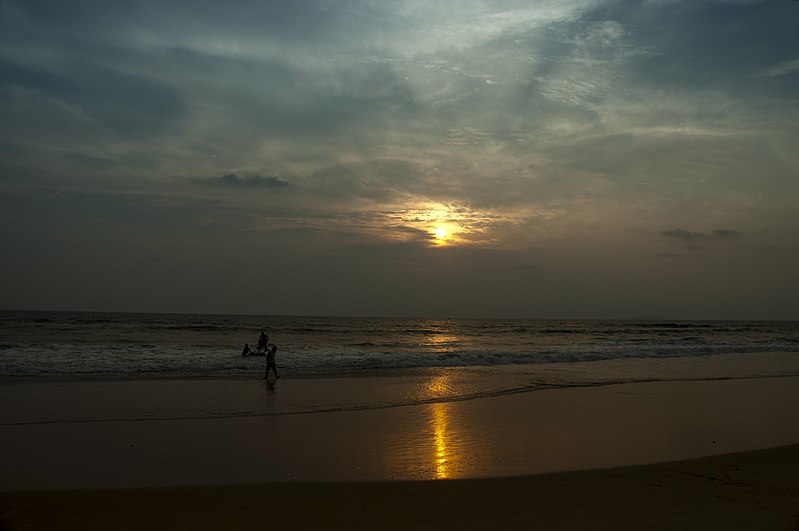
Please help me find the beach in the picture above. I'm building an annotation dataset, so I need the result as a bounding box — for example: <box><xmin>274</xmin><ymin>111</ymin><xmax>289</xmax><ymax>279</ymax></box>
<box><xmin>3</xmin><ymin>445</ymin><xmax>798</xmax><ymax>530</ymax></box>
<box><xmin>2</xmin><ymin>373</ymin><xmax>799</xmax><ymax>529</ymax></box>
<box><xmin>4</xmin><ymin>0</ymin><xmax>799</xmax><ymax>525</ymax></box>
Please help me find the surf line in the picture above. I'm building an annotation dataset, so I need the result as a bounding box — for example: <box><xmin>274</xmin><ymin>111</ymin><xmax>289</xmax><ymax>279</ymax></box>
<box><xmin>0</xmin><ymin>384</ymin><xmax>557</xmax><ymax>427</ymax></box>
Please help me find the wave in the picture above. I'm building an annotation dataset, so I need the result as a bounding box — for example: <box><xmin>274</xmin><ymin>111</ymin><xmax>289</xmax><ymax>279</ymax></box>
<box><xmin>2</xmin><ymin>311</ymin><xmax>797</xmax><ymax>378</ymax></box>
<box><xmin>3</xmin><ymin>342</ymin><xmax>798</xmax><ymax>379</ymax></box>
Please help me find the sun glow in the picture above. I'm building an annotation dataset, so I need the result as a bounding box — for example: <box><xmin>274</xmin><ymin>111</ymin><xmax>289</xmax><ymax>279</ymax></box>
<box><xmin>384</xmin><ymin>200</ymin><xmax>523</xmax><ymax>247</ymax></box>
<box><xmin>427</xmin><ymin>219</ymin><xmax>463</xmax><ymax>246</ymax></box>
<box><xmin>433</xmin><ymin>227</ymin><xmax>450</xmax><ymax>243</ymax></box>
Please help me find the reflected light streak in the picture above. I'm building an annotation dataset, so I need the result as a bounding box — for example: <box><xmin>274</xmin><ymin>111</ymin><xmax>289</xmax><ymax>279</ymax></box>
<box><xmin>426</xmin><ymin>373</ymin><xmax>462</xmax><ymax>479</ymax></box>
<box><xmin>431</xmin><ymin>402</ymin><xmax>453</xmax><ymax>479</ymax></box>
<box><xmin>424</xmin><ymin>373</ymin><xmax>455</xmax><ymax>398</ymax></box>
<box><xmin>423</xmin><ymin>331</ymin><xmax>459</xmax><ymax>352</ymax></box>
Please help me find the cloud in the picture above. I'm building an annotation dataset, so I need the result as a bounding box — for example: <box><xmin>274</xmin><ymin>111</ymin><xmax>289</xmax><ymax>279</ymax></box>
<box><xmin>661</xmin><ymin>228</ymin><xmax>743</xmax><ymax>241</ymax></box>
<box><xmin>0</xmin><ymin>59</ymin><xmax>186</xmax><ymax>137</ymax></box>
<box><xmin>711</xmin><ymin>229</ymin><xmax>743</xmax><ymax>239</ymax></box>
<box><xmin>761</xmin><ymin>58</ymin><xmax>799</xmax><ymax>78</ymax></box>
<box><xmin>197</xmin><ymin>174</ymin><xmax>290</xmax><ymax>189</ymax></box>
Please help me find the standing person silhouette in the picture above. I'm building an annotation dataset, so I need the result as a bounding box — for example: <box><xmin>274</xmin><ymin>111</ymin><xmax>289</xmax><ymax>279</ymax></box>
<box><xmin>264</xmin><ymin>344</ymin><xmax>279</xmax><ymax>380</ymax></box>
<box><xmin>257</xmin><ymin>331</ymin><xmax>269</xmax><ymax>349</ymax></box>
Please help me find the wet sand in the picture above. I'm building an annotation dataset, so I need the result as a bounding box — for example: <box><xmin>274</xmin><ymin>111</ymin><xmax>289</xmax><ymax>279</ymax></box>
<box><xmin>2</xmin><ymin>375</ymin><xmax>799</xmax><ymax>528</ymax></box>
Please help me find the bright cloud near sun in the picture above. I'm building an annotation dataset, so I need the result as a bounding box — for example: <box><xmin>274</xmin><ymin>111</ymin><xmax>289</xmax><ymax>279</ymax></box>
<box><xmin>381</xmin><ymin>202</ymin><xmax>523</xmax><ymax>247</ymax></box>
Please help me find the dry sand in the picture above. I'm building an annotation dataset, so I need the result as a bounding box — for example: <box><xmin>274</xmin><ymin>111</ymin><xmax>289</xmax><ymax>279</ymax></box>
<box><xmin>2</xmin><ymin>375</ymin><xmax>799</xmax><ymax>529</ymax></box>
<box><xmin>2</xmin><ymin>444</ymin><xmax>798</xmax><ymax>530</ymax></box>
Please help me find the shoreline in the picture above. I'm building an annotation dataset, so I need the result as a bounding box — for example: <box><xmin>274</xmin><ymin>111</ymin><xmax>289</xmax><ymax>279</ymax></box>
<box><xmin>0</xmin><ymin>365</ymin><xmax>470</xmax><ymax>384</ymax></box>
<box><xmin>3</xmin><ymin>443</ymin><xmax>798</xmax><ymax>530</ymax></box>
<box><xmin>3</xmin><ymin>349</ymin><xmax>799</xmax><ymax>382</ymax></box>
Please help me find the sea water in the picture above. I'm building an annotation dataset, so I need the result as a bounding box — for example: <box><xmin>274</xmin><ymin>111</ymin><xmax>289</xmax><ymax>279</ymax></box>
<box><xmin>2</xmin><ymin>310</ymin><xmax>798</xmax><ymax>379</ymax></box>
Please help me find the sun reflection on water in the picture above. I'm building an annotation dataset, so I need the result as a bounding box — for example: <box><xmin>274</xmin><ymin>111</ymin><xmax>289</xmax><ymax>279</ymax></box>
<box><xmin>422</xmin><ymin>328</ymin><xmax>461</xmax><ymax>354</ymax></box>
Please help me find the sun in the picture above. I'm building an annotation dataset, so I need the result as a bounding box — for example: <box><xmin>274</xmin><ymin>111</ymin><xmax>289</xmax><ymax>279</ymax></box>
<box><xmin>431</xmin><ymin>226</ymin><xmax>456</xmax><ymax>245</ymax></box>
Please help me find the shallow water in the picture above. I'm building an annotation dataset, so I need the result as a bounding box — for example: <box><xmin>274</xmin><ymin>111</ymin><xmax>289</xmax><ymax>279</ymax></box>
<box><xmin>3</xmin><ymin>350</ymin><xmax>799</xmax><ymax>426</ymax></box>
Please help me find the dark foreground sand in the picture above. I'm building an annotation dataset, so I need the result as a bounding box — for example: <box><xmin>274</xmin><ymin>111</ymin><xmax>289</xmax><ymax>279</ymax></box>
<box><xmin>2</xmin><ymin>444</ymin><xmax>798</xmax><ymax>530</ymax></box>
<box><xmin>2</xmin><ymin>375</ymin><xmax>799</xmax><ymax>529</ymax></box>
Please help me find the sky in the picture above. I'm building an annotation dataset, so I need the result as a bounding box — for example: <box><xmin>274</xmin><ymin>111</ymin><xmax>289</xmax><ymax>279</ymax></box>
<box><xmin>1</xmin><ymin>0</ymin><xmax>798</xmax><ymax>319</ymax></box>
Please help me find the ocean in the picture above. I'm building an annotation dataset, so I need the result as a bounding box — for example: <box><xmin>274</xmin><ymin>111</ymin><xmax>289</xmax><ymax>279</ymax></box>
<box><xmin>2</xmin><ymin>311</ymin><xmax>798</xmax><ymax>383</ymax></box>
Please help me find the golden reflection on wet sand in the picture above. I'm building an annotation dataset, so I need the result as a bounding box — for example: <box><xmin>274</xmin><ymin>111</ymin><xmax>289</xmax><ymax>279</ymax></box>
<box><xmin>425</xmin><ymin>373</ymin><xmax>462</xmax><ymax>479</ymax></box>
<box><xmin>431</xmin><ymin>402</ymin><xmax>454</xmax><ymax>479</ymax></box>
